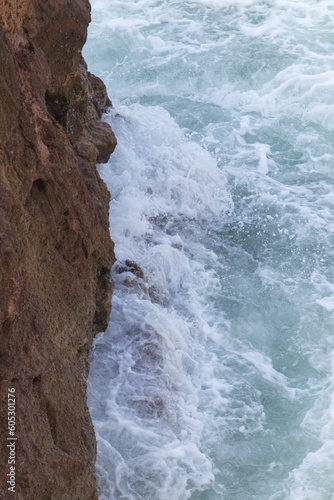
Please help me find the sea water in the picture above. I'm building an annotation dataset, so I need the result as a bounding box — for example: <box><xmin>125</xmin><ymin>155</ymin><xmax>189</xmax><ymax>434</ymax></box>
<box><xmin>84</xmin><ymin>1</ymin><xmax>334</xmax><ymax>499</ymax></box>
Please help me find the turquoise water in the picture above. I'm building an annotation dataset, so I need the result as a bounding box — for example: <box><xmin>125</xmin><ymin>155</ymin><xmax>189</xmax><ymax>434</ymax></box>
<box><xmin>85</xmin><ymin>1</ymin><xmax>334</xmax><ymax>498</ymax></box>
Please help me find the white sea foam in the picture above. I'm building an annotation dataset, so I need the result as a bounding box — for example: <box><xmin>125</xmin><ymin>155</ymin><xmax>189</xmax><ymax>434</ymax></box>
<box><xmin>86</xmin><ymin>0</ymin><xmax>334</xmax><ymax>498</ymax></box>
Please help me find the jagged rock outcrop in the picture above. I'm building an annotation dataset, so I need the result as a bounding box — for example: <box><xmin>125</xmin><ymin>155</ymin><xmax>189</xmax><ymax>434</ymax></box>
<box><xmin>0</xmin><ymin>1</ymin><xmax>116</xmax><ymax>498</ymax></box>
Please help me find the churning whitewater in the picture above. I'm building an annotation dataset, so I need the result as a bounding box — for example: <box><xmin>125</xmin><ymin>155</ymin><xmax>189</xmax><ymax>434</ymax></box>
<box><xmin>85</xmin><ymin>1</ymin><xmax>334</xmax><ymax>499</ymax></box>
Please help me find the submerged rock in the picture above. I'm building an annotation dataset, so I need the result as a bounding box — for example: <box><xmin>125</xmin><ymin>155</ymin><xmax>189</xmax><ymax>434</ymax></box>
<box><xmin>0</xmin><ymin>1</ymin><xmax>116</xmax><ymax>498</ymax></box>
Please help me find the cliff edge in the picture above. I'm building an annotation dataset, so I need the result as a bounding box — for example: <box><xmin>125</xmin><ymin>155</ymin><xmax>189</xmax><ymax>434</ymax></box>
<box><xmin>0</xmin><ymin>1</ymin><xmax>116</xmax><ymax>498</ymax></box>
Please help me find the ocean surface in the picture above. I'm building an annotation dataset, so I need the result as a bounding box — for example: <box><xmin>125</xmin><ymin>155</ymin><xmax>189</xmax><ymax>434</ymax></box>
<box><xmin>84</xmin><ymin>1</ymin><xmax>334</xmax><ymax>499</ymax></box>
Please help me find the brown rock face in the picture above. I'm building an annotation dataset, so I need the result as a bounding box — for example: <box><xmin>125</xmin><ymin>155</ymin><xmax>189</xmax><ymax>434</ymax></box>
<box><xmin>0</xmin><ymin>1</ymin><xmax>116</xmax><ymax>498</ymax></box>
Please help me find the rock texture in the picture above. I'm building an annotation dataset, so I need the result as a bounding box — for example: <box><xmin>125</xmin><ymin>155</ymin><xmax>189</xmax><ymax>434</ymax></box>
<box><xmin>0</xmin><ymin>1</ymin><xmax>116</xmax><ymax>498</ymax></box>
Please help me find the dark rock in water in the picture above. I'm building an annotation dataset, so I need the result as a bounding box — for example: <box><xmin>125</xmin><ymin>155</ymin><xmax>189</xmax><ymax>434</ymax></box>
<box><xmin>124</xmin><ymin>260</ymin><xmax>145</xmax><ymax>280</ymax></box>
<box><xmin>0</xmin><ymin>1</ymin><xmax>116</xmax><ymax>498</ymax></box>
<box><xmin>115</xmin><ymin>260</ymin><xmax>145</xmax><ymax>280</ymax></box>
<box><xmin>114</xmin><ymin>260</ymin><xmax>166</xmax><ymax>305</ymax></box>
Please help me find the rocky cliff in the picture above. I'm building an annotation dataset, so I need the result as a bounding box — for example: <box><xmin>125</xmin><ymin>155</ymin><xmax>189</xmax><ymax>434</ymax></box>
<box><xmin>0</xmin><ymin>1</ymin><xmax>116</xmax><ymax>498</ymax></box>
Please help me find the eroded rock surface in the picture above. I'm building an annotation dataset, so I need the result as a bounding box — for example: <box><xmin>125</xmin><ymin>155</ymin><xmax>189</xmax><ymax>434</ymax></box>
<box><xmin>0</xmin><ymin>1</ymin><xmax>116</xmax><ymax>498</ymax></box>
